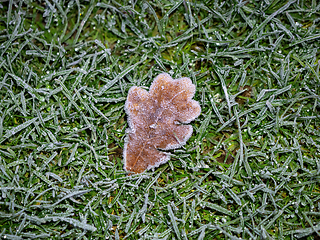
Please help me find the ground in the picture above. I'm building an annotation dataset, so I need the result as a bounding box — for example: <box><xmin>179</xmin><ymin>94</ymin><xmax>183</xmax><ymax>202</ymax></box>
<box><xmin>0</xmin><ymin>0</ymin><xmax>320</xmax><ymax>239</ymax></box>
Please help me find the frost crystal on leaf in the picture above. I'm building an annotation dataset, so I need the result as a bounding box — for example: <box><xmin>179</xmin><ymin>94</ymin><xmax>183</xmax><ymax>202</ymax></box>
<box><xmin>124</xmin><ymin>73</ymin><xmax>201</xmax><ymax>173</ymax></box>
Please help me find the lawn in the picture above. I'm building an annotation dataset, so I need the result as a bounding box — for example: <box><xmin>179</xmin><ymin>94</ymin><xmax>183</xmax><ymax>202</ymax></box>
<box><xmin>0</xmin><ymin>0</ymin><xmax>320</xmax><ymax>239</ymax></box>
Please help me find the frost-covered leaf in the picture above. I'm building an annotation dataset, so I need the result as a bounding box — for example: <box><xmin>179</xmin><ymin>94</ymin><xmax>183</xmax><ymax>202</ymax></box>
<box><xmin>124</xmin><ymin>73</ymin><xmax>201</xmax><ymax>173</ymax></box>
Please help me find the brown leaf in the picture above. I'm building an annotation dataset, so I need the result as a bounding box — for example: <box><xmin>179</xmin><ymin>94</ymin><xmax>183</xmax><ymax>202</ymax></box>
<box><xmin>123</xmin><ymin>73</ymin><xmax>201</xmax><ymax>173</ymax></box>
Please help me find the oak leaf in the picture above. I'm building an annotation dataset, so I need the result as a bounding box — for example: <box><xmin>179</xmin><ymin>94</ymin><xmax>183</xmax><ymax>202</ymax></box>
<box><xmin>123</xmin><ymin>73</ymin><xmax>201</xmax><ymax>173</ymax></box>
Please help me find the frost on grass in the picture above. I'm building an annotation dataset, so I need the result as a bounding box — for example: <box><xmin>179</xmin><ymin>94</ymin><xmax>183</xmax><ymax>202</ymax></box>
<box><xmin>124</xmin><ymin>73</ymin><xmax>201</xmax><ymax>173</ymax></box>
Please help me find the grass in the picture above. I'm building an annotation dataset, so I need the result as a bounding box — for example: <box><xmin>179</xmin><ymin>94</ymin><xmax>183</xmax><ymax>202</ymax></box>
<box><xmin>0</xmin><ymin>0</ymin><xmax>319</xmax><ymax>239</ymax></box>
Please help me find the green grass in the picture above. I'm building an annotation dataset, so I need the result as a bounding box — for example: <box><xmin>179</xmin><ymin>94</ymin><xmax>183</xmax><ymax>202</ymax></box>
<box><xmin>0</xmin><ymin>0</ymin><xmax>320</xmax><ymax>239</ymax></box>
